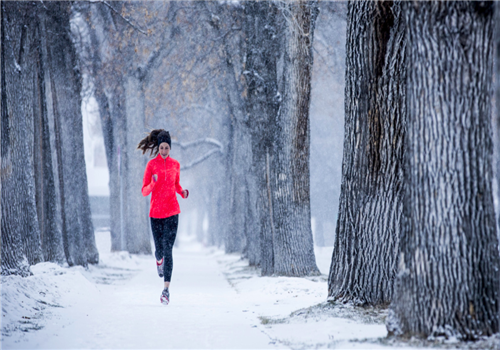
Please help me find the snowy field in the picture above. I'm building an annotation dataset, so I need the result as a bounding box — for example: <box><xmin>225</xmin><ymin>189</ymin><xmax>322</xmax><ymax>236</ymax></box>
<box><xmin>2</xmin><ymin>230</ymin><xmax>499</xmax><ymax>349</ymax></box>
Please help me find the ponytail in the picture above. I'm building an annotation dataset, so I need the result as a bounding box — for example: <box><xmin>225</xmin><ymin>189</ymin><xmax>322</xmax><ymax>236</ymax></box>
<box><xmin>137</xmin><ymin>129</ymin><xmax>165</xmax><ymax>157</ymax></box>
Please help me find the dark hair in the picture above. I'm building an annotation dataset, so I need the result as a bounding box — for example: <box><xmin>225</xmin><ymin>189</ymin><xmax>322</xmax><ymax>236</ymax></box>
<box><xmin>137</xmin><ymin>129</ymin><xmax>171</xmax><ymax>157</ymax></box>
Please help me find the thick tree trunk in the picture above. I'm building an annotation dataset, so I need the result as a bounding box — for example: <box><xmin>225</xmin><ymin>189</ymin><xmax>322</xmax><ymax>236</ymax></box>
<box><xmin>1</xmin><ymin>1</ymin><xmax>39</xmax><ymax>275</ymax></box>
<box><xmin>42</xmin><ymin>1</ymin><xmax>99</xmax><ymax>266</ymax></box>
<box><xmin>271</xmin><ymin>1</ymin><xmax>320</xmax><ymax>277</ymax></box>
<box><xmin>243</xmin><ymin>0</ymin><xmax>281</xmax><ymax>275</ymax></box>
<box><xmin>388</xmin><ymin>1</ymin><xmax>500</xmax><ymax>339</ymax></box>
<box><xmin>328</xmin><ymin>1</ymin><xmax>405</xmax><ymax>305</ymax></box>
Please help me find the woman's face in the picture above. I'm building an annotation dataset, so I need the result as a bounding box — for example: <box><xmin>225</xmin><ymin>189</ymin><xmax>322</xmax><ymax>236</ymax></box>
<box><xmin>159</xmin><ymin>142</ymin><xmax>170</xmax><ymax>158</ymax></box>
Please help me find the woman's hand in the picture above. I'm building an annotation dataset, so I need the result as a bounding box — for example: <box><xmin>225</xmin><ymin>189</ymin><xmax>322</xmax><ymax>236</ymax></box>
<box><xmin>153</xmin><ymin>174</ymin><xmax>158</xmax><ymax>183</ymax></box>
<box><xmin>182</xmin><ymin>189</ymin><xmax>189</xmax><ymax>199</ymax></box>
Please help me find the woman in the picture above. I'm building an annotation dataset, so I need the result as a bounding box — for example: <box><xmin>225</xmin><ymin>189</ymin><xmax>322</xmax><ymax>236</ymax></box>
<box><xmin>138</xmin><ymin>129</ymin><xmax>189</xmax><ymax>305</ymax></box>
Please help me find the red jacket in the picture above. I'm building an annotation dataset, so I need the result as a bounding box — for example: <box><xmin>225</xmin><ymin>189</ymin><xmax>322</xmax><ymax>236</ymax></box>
<box><xmin>142</xmin><ymin>155</ymin><xmax>185</xmax><ymax>218</ymax></box>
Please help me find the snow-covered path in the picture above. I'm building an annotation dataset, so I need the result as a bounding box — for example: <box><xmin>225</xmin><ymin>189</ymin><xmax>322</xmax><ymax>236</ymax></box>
<box><xmin>9</xmin><ymin>230</ymin><xmax>472</xmax><ymax>349</ymax></box>
<box><xmin>3</xmin><ymin>233</ymin><xmax>279</xmax><ymax>349</ymax></box>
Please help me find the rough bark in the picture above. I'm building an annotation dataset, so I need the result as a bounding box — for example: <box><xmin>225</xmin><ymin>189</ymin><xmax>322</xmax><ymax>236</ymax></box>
<box><xmin>328</xmin><ymin>1</ymin><xmax>405</xmax><ymax>306</ymax></box>
<box><xmin>42</xmin><ymin>1</ymin><xmax>99</xmax><ymax>266</ymax></box>
<box><xmin>243</xmin><ymin>0</ymin><xmax>281</xmax><ymax>275</ymax></box>
<box><xmin>388</xmin><ymin>1</ymin><xmax>500</xmax><ymax>340</ymax></box>
<box><xmin>271</xmin><ymin>1</ymin><xmax>320</xmax><ymax>276</ymax></box>
<box><xmin>1</xmin><ymin>1</ymin><xmax>38</xmax><ymax>275</ymax></box>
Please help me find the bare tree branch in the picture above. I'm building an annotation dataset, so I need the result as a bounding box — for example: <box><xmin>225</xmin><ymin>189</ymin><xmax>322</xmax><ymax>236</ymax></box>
<box><xmin>172</xmin><ymin>138</ymin><xmax>223</xmax><ymax>152</ymax></box>
<box><xmin>180</xmin><ymin>148</ymin><xmax>222</xmax><ymax>171</ymax></box>
<box><xmin>171</xmin><ymin>138</ymin><xmax>224</xmax><ymax>170</ymax></box>
<box><xmin>90</xmin><ymin>0</ymin><xmax>148</xmax><ymax>35</ymax></box>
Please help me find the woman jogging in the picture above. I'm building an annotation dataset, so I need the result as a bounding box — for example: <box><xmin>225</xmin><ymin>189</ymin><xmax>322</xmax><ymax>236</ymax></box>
<box><xmin>138</xmin><ymin>129</ymin><xmax>189</xmax><ymax>305</ymax></box>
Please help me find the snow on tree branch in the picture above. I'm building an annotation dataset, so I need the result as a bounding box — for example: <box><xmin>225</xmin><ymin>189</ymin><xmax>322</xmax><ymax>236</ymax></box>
<box><xmin>180</xmin><ymin>148</ymin><xmax>222</xmax><ymax>171</ymax></box>
<box><xmin>171</xmin><ymin>138</ymin><xmax>223</xmax><ymax>170</ymax></box>
<box><xmin>172</xmin><ymin>138</ymin><xmax>223</xmax><ymax>151</ymax></box>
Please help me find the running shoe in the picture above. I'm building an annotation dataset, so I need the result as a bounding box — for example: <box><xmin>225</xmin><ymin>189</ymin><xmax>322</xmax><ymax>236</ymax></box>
<box><xmin>156</xmin><ymin>258</ymin><xmax>164</xmax><ymax>278</ymax></box>
<box><xmin>160</xmin><ymin>288</ymin><xmax>170</xmax><ymax>305</ymax></box>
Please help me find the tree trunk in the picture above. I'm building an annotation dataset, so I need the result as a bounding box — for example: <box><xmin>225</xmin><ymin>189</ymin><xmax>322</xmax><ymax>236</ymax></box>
<box><xmin>495</xmin><ymin>1</ymin><xmax>500</xmax><ymax>244</ymax></box>
<box><xmin>124</xmin><ymin>75</ymin><xmax>151</xmax><ymax>254</ymax></box>
<box><xmin>208</xmin><ymin>186</ymin><xmax>224</xmax><ymax>248</ymax></box>
<box><xmin>108</xmin><ymin>86</ymin><xmax>127</xmax><ymax>252</ymax></box>
<box><xmin>42</xmin><ymin>1</ymin><xmax>99</xmax><ymax>266</ymax></box>
<box><xmin>87</xmin><ymin>9</ymin><xmax>119</xmax><ymax>252</ymax></box>
<box><xmin>34</xmin><ymin>12</ymin><xmax>65</xmax><ymax>263</ymax></box>
<box><xmin>96</xmin><ymin>83</ymin><xmax>122</xmax><ymax>254</ymax></box>
<box><xmin>1</xmin><ymin>1</ymin><xmax>39</xmax><ymax>276</ymax></box>
<box><xmin>244</xmin><ymin>173</ymin><xmax>260</xmax><ymax>266</ymax></box>
<box><xmin>271</xmin><ymin>1</ymin><xmax>320</xmax><ymax>277</ymax></box>
<box><xmin>243</xmin><ymin>0</ymin><xmax>281</xmax><ymax>275</ymax></box>
<box><xmin>2</xmin><ymin>1</ymin><xmax>47</xmax><ymax>267</ymax></box>
<box><xmin>388</xmin><ymin>1</ymin><xmax>500</xmax><ymax>340</ymax></box>
<box><xmin>225</xmin><ymin>113</ymin><xmax>249</xmax><ymax>254</ymax></box>
<box><xmin>328</xmin><ymin>1</ymin><xmax>405</xmax><ymax>305</ymax></box>
<box><xmin>217</xmin><ymin>6</ymin><xmax>255</xmax><ymax>256</ymax></box>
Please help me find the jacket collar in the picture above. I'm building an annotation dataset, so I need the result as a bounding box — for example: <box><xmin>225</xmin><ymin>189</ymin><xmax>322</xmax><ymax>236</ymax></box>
<box><xmin>155</xmin><ymin>154</ymin><xmax>170</xmax><ymax>161</ymax></box>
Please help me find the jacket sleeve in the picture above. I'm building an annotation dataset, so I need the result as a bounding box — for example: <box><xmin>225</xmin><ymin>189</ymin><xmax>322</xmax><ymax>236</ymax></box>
<box><xmin>175</xmin><ymin>165</ymin><xmax>185</xmax><ymax>198</ymax></box>
<box><xmin>142</xmin><ymin>162</ymin><xmax>156</xmax><ymax>196</ymax></box>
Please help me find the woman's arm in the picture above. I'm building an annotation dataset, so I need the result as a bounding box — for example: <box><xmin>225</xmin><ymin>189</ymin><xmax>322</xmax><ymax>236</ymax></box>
<box><xmin>175</xmin><ymin>167</ymin><xmax>188</xmax><ymax>198</ymax></box>
<box><xmin>141</xmin><ymin>163</ymin><xmax>157</xmax><ymax>196</ymax></box>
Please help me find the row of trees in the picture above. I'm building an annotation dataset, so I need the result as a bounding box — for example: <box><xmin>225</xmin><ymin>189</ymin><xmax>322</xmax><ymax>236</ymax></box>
<box><xmin>1</xmin><ymin>1</ymin><xmax>99</xmax><ymax>275</ymax></box>
<box><xmin>328</xmin><ymin>1</ymin><xmax>500</xmax><ymax>340</ymax></box>
<box><xmin>74</xmin><ymin>1</ymin><xmax>323</xmax><ymax>276</ymax></box>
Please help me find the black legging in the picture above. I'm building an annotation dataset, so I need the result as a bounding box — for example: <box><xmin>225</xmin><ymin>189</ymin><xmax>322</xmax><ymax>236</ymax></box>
<box><xmin>150</xmin><ymin>215</ymin><xmax>178</xmax><ymax>282</ymax></box>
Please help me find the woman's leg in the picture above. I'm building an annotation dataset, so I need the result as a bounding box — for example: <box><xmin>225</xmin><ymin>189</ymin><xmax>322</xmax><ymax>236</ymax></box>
<box><xmin>163</xmin><ymin>215</ymin><xmax>179</xmax><ymax>288</ymax></box>
<box><xmin>150</xmin><ymin>218</ymin><xmax>166</xmax><ymax>263</ymax></box>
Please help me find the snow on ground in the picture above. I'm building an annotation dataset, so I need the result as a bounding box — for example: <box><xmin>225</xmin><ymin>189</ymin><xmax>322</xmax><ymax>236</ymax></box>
<box><xmin>2</xmin><ymin>230</ymin><xmax>499</xmax><ymax>349</ymax></box>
